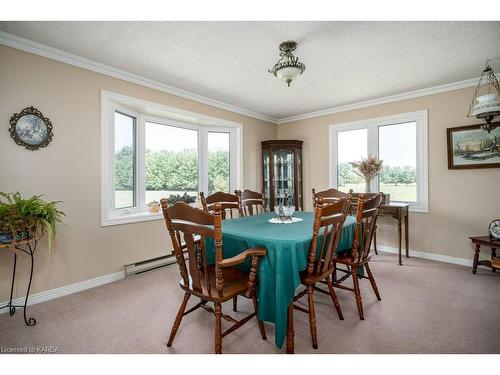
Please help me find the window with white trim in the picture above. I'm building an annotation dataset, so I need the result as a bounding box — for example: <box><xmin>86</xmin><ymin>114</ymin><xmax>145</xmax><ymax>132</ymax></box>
<box><xmin>102</xmin><ymin>91</ymin><xmax>242</xmax><ymax>226</ymax></box>
<box><xmin>329</xmin><ymin>110</ymin><xmax>428</xmax><ymax>212</ymax></box>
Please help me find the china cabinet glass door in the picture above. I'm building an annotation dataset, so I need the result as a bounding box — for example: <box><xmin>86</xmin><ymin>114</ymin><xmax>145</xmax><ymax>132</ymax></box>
<box><xmin>273</xmin><ymin>149</ymin><xmax>294</xmax><ymax>207</ymax></box>
<box><xmin>263</xmin><ymin>148</ymin><xmax>271</xmax><ymax>209</ymax></box>
<box><xmin>261</xmin><ymin>140</ymin><xmax>303</xmax><ymax>212</ymax></box>
<box><xmin>296</xmin><ymin>147</ymin><xmax>302</xmax><ymax>210</ymax></box>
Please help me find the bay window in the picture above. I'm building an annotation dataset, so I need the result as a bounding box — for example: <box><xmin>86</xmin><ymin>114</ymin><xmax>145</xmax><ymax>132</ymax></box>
<box><xmin>101</xmin><ymin>91</ymin><xmax>242</xmax><ymax>226</ymax></box>
<box><xmin>114</xmin><ymin>111</ymin><xmax>137</xmax><ymax>210</ymax></box>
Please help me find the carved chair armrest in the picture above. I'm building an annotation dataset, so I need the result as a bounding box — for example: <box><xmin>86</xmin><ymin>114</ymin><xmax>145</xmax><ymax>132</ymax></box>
<box><xmin>220</xmin><ymin>247</ymin><xmax>267</xmax><ymax>268</ymax></box>
<box><xmin>219</xmin><ymin>247</ymin><xmax>267</xmax><ymax>298</ymax></box>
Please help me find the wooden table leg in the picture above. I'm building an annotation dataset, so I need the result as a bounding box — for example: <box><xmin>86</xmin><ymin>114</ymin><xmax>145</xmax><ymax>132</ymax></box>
<box><xmin>286</xmin><ymin>303</ymin><xmax>294</xmax><ymax>354</ymax></box>
<box><xmin>398</xmin><ymin>220</ymin><xmax>402</xmax><ymax>266</ymax></box>
<box><xmin>472</xmin><ymin>244</ymin><xmax>480</xmax><ymax>274</ymax></box>
<box><xmin>492</xmin><ymin>248</ymin><xmax>497</xmax><ymax>272</ymax></box>
<box><xmin>404</xmin><ymin>214</ymin><xmax>409</xmax><ymax>258</ymax></box>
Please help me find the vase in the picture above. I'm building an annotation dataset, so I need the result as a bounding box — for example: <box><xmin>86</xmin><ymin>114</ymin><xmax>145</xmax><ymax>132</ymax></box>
<box><xmin>365</xmin><ymin>180</ymin><xmax>371</xmax><ymax>193</ymax></box>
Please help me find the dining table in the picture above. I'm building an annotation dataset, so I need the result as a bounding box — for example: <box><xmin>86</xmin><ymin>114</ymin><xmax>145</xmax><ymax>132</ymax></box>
<box><xmin>206</xmin><ymin>210</ymin><xmax>357</xmax><ymax>350</ymax></box>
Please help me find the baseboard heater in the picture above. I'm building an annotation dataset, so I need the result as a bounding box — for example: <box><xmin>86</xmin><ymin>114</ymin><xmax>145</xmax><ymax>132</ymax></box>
<box><xmin>124</xmin><ymin>254</ymin><xmax>179</xmax><ymax>277</ymax></box>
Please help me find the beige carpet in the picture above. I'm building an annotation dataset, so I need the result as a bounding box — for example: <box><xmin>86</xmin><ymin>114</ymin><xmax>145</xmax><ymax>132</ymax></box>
<box><xmin>1</xmin><ymin>253</ymin><xmax>500</xmax><ymax>354</ymax></box>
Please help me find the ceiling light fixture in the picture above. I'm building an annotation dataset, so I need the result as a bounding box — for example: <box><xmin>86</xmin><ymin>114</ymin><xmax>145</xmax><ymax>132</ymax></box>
<box><xmin>268</xmin><ymin>41</ymin><xmax>306</xmax><ymax>87</ymax></box>
<box><xmin>467</xmin><ymin>61</ymin><xmax>500</xmax><ymax>133</ymax></box>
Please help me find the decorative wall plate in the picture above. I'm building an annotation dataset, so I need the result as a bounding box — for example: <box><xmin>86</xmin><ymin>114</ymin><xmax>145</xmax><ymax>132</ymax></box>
<box><xmin>9</xmin><ymin>106</ymin><xmax>53</xmax><ymax>151</ymax></box>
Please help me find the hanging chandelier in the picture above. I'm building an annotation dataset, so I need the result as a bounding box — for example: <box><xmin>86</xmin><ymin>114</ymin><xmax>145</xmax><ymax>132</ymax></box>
<box><xmin>467</xmin><ymin>61</ymin><xmax>500</xmax><ymax>133</ymax></box>
<box><xmin>268</xmin><ymin>41</ymin><xmax>306</xmax><ymax>87</ymax></box>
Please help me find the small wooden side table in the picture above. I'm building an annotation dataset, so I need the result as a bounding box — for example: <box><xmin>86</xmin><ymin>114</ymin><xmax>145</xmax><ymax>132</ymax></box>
<box><xmin>374</xmin><ymin>202</ymin><xmax>410</xmax><ymax>266</ymax></box>
<box><xmin>469</xmin><ymin>236</ymin><xmax>499</xmax><ymax>274</ymax></box>
<box><xmin>348</xmin><ymin>191</ymin><xmax>410</xmax><ymax>266</ymax></box>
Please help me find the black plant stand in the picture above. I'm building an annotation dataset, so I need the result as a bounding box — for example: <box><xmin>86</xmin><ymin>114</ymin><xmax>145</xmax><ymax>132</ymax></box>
<box><xmin>0</xmin><ymin>238</ymin><xmax>37</xmax><ymax>326</ymax></box>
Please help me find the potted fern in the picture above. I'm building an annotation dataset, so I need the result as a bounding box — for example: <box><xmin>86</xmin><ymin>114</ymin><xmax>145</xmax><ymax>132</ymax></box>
<box><xmin>0</xmin><ymin>192</ymin><xmax>64</xmax><ymax>252</ymax></box>
<box><xmin>166</xmin><ymin>192</ymin><xmax>196</xmax><ymax>205</ymax></box>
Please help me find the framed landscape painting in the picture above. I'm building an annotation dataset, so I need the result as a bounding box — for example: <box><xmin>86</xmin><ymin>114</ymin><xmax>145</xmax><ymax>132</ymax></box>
<box><xmin>447</xmin><ymin>124</ymin><xmax>500</xmax><ymax>169</ymax></box>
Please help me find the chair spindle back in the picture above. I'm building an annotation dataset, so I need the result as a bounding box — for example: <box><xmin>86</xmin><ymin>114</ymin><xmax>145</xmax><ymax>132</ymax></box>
<box><xmin>312</xmin><ymin>188</ymin><xmax>348</xmax><ymax>208</ymax></box>
<box><xmin>306</xmin><ymin>197</ymin><xmax>351</xmax><ymax>277</ymax></box>
<box><xmin>351</xmin><ymin>194</ymin><xmax>383</xmax><ymax>263</ymax></box>
<box><xmin>347</xmin><ymin>189</ymin><xmax>386</xmax><ymax>215</ymax></box>
<box><xmin>241</xmin><ymin>189</ymin><xmax>266</xmax><ymax>216</ymax></box>
<box><xmin>161</xmin><ymin>199</ymin><xmax>225</xmax><ymax>298</ymax></box>
<box><xmin>200</xmin><ymin>190</ymin><xmax>243</xmax><ymax>219</ymax></box>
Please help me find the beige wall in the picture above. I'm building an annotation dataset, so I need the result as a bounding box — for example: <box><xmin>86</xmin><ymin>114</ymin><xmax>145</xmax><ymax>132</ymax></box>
<box><xmin>2</xmin><ymin>43</ymin><xmax>499</xmax><ymax>302</ymax></box>
<box><xmin>0</xmin><ymin>45</ymin><xmax>277</xmax><ymax>300</ymax></box>
<box><xmin>278</xmin><ymin>87</ymin><xmax>500</xmax><ymax>261</ymax></box>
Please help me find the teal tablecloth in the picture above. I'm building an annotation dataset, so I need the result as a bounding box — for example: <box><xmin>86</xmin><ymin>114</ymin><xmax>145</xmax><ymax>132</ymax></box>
<box><xmin>207</xmin><ymin>211</ymin><xmax>356</xmax><ymax>348</ymax></box>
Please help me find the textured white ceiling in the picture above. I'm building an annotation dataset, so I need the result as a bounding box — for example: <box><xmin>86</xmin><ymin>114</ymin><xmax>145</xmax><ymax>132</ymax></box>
<box><xmin>1</xmin><ymin>21</ymin><xmax>499</xmax><ymax>119</ymax></box>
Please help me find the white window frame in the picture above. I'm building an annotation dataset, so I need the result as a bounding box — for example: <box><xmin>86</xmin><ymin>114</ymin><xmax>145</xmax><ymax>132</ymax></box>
<box><xmin>329</xmin><ymin>110</ymin><xmax>428</xmax><ymax>213</ymax></box>
<box><xmin>101</xmin><ymin>91</ymin><xmax>243</xmax><ymax>226</ymax></box>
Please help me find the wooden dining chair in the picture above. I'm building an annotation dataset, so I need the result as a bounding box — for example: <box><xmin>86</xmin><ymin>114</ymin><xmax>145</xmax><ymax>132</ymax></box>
<box><xmin>241</xmin><ymin>189</ymin><xmax>266</xmax><ymax>216</ymax></box>
<box><xmin>312</xmin><ymin>188</ymin><xmax>348</xmax><ymax>208</ymax></box>
<box><xmin>288</xmin><ymin>197</ymin><xmax>350</xmax><ymax>351</ymax></box>
<box><xmin>348</xmin><ymin>189</ymin><xmax>387</xmax><ymax>255</ymax></box>
<box><xmin>332</xmin><ymin>193</ymin><xmax>383</xmax><ymax>320</ymax></box>
<box><xmin>347</xmin><ymin>190</ymin><xmax>386</xmax><ymax>213</ymax></box>
<box><xmin>200</xmin><ymin>190</ymin><xmax>243</xmax><ymax>219</ymax></box>
<box><xmin>160</xmin><ymin>200</ymin><xmax>267</xmax><ymax>354</ymax></box>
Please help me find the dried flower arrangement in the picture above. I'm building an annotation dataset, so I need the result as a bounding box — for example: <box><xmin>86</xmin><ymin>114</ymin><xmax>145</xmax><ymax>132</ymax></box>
<box><xmin>349</xmin><ymin>155</ymin><xmax>383</xmax><ymax>193</ymax></box>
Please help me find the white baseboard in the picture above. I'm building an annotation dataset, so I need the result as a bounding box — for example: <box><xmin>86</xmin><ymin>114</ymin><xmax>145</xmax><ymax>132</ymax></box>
<box><xmin>0</xmin><ymin>247</ymin><xmax>472</xmax><ymax>315</ymax></box>
<box><xmin>0</xmin><ymin>271</ymin><xmax>125</xmax><ymax>315</ymax></box>
<box><xmin>376</xmin><ymin>245</ymin><xmax>473</xmax><ymax>267</ymax></box>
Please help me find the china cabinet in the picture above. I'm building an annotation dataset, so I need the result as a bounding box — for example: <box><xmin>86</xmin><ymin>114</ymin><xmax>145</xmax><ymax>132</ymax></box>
<box><xmin>261</xmin><ymin>140</ymin><xmax>303</xmax><ymax>211</ymax></box>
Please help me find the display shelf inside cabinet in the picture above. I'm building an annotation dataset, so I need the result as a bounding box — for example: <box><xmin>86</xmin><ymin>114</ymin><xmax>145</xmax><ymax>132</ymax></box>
<box><xmin>262</xmin><ymin>140</ymin><xmax>303</xmax><ymax>212</ymax></box>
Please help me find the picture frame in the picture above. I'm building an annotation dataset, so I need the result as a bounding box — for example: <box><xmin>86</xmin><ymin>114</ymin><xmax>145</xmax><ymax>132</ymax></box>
<box><xmin>9</xmin><ymin>106</ymin><xmax>53</xmax><ymax>151</ymax></box>
<box><xmin>446</xmin><ymin>124</ymin><xmax>500</xmax><ymax>169</ymax></box>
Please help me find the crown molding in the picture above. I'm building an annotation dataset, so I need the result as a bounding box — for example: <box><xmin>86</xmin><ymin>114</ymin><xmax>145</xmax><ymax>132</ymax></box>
<box><xmin>277</xmin><ymin>76</ymin><xmax>491</xmax><ymax>124</ymax></box>
<box><xmin>1</xmin><ymin>30</ymin><xmax>495</xmax><ymax>126</ymax></box>
<box><xmin>0</xmin><ymin>31</ymin><xmax>279</xmax><ymax>124</ymax></box>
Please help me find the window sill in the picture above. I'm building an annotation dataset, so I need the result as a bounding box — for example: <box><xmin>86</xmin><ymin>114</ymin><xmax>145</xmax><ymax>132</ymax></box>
<box><xmin>409</xmin><ymin>206</ymin><xmax>428</xmax><ymax>214</ymax></box>
<box><xmin>101</xmin><ymin>211</ymin><xmax>164</xmax><ymax>227</ymax></box>
<box><xmin>101</xmin><ymin>202</ymin><xmax>203</xmax><ymax>226</ymax></box>
<box><xmin>389</xmin><ymin>201</ymin><xmax>428</xmax><ymax>213</ymax></box>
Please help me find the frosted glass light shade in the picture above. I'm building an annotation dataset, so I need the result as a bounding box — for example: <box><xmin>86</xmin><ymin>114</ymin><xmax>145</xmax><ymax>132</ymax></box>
<box><xmin>276</xmin><ymin>66</ymin><xmax>302</xmax><ymax>86</ymax></box>
<box><xmin>268</xmin><ymin>40</ymin><xmax>306</xmax><ymax>87</ymax></box>
<box><xmin>471</xmin><ymin>93</ymin><xmax>500</xmax><ymax>118</ymax></box>
<box><xmin>475</xmin><ymin>94</ymin><xmax>499</xmax><ymax>104</ymax></box>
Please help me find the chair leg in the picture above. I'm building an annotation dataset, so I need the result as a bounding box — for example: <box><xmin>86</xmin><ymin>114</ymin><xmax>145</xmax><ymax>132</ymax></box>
<box><xmin>373</xmin><ymin>228</ymin><xmax>378</xmax><ymax>255</ymax></box>
<box><xmin>332</xmin><ymin>263</ymin><xmax>338</xmax><ymax>283</ymax></box>
<box><xmin>365</xmin><ymin>263</ymin><xmax>381</xmax><ymax>301</ymax></box>
<box><xmin>351</xmin><ymin>268</ymin><xmax>364</xmax><ymax>320</ymax></box>
<box><xmin>214</xmin><ymin>302</ymin><xmax>222</xmax><ymax>354</ymax></box>
<box><xmin>167</xmin><ymin>292</ymin><xmax>191</xmax><ymax>347</ymax></box>
<box><xmin>232</xmin><ymin>296</ymin><xmax>237</xmax><ymax>312</ymax></box>
<box><xmin>252</xmin><ymin>296</ymin><xmax>267</xmax><ymax>340</ymax></box>
<box><xmin>286</xmin><ymin>303</ymin><xmax>294</xmax><ymax>354</ymax></box>
<box><xmin>326</xmin><ymin>278</ymin><xmax>344</xmax><ymax>320</ymax></box>
<box><xmin>307</xmin><ymin>286</ymin><xmax>318</xmax><ymax>349</ymax></box>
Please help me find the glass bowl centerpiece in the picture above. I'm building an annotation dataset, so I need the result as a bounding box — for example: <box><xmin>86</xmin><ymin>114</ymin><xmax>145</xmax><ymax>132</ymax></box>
<box><xmin>271</xmin><ymin>188</ymin><xmax>299</xmax><ymax>223</ymax></box>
